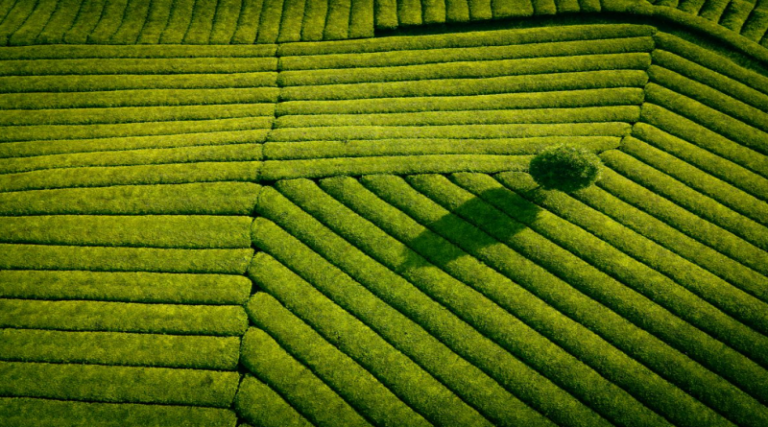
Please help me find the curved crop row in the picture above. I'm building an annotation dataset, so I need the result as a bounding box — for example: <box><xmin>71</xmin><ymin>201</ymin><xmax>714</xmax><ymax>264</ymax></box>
<box><xmin>0</xmin><ymin>57</ymin><xmax>276</xmax><ymax>76</ymax></box>
<box><xmin>235</xmin><ymin>375</ymin><xmax>313</xmax><ymax>427</ymax></box>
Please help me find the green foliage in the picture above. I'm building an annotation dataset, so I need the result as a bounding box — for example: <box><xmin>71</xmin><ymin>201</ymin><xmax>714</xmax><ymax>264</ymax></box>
<box><xmin>7</xmin><ymin>0</ymin><xmax>58</xmax><ymax>46</ymax></box>
<box><xmin>0</xmin><ymin>299</ymin><xmax>248</xmax><ymax>335</ymax></box>
<box><xmin>467</xmin><ymin>0</ymin><xmax>493</xmax><ymax>20</ymax></box>
<box><xmin>276</xmin><ymin>0</ymin><xmax>305</xmax><ymax>43</ymax></box>
<box><xmin>159</xmin><ymin>0</ymin><xmax>196</xmax><ymax>44</ymax></box>
<box><xmin>397</xmin><ymin>0</ymin><xmax>422</xmax><ymax>25</ymax></box>
<box><xmin>209</xmin><ymin>0</ymin><xmax>242</xmax><ymax>44</ymax></box>
<box><xmin>0</xmin><ymin>270</ymin><xmax>252</xmax><ymax>304</ymax></box>
<box><xmin>0</xmin><ymin>0</ymin><xmax>37</xmax><ymax>45</ymax></box>
<box><xmin>34</xmin><ymin>0</ymin><xmax>84</xmax><ymax>44</ymax></box>
<box><xmin>239</xmin><ymin>324</ymin><xmax>371</xmax><ymax>427</ymax></box>
<box><xmin>528</xmin><ymin>144</ymin><xmax>603</xmax><ymax>192</ymax></box>
<box><xmin>183</xmin><ymin>0</ymin><xmax>218</xmax><ymax>44</ymax></box>
<box><xmin>255</xmin><ymin>0</ymin><xmax>285</xmax><ymax>43</ymax></box>
<box><xmin>235</xmin><ymin>375</ymin><xmax>313</xmax><ymax>427</ymax></box>
<box><xmin>0</xmin><ymin>329</ymin><xmax>240</xmax><ymax>370</ymax></box>
<box><xmin>230</xmin><ymin>0</ymin><xmax>264</xmax><ymax>44</ymax></box>
<box><xmin>251</xmin><ymin>217</ymin><xmax>543</xmax><ymax>427</ymax></box>
<box><xmin>348</xmin><ymin>0</ymin><xmax>374</xmax><ymax>38</ymax></box>
<box><xmin>300</xmin><ymin>0</ymin><xmax>327</xmax><ymax>41</ymax></box>
<box><xmin>86</xmin><ymin>0</ymin><xmax>129</xmax><ymax>44</ymax></box>
<box><xmin>445</xmin><ymin>0</ymin><xmax>471</xmax><ymax>21</ymax></box>
<box><xmin>109</xmin><ymin>0</ymin><xmax>152</xmax><ymax>44</ymax></box>
<box><xmin>322</xmin><ymin>0</ymin><xmax>351</xmax><ymax>40</ymax></box>
<box><xmin>136</xmin><ymin>0</ymin><xmax>173</xmax><ymax>44</ymax></box>
<box><xmin>63</xmin><ymin>0</ymin><xmax>106</xmax><ymax>44</ymax></box>
<box><xmin>0</xmin><ymin>244</ymin><xmax>254</xmax><ymax>274</ymax></box>
<box><xmin>0</xmin><ymin>397</ymin><xmax>237</xmax><ymax>427</ymax></box>
<box><xmin>0</xmin><ymin>57</ymin><xmax>277</xmax><ymax>76</ymax></box>
<box><xmin>0</xmin><ymin>361</ymin><xmax>239</xmax><ymax>407</ymax></box>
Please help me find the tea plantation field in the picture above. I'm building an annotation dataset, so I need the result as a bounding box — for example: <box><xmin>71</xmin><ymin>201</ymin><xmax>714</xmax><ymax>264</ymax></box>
<box><xmin>0</xmin><ymin>0</ymin><xmax>767</xmax><ymax>426</ymax></box>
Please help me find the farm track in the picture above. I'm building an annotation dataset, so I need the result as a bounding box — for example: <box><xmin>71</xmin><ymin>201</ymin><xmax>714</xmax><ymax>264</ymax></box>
<box><xmin>0</xmin><ymin>2</ymin><xmax>767</xmax><ymax>426</ymax></box>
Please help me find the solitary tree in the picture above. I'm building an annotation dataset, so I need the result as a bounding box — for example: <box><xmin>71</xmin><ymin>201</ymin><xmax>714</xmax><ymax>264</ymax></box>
<box><xmin>528</xmin><ymin>144</ymin><xmax>603</xmax><ymax>193</ymax></box>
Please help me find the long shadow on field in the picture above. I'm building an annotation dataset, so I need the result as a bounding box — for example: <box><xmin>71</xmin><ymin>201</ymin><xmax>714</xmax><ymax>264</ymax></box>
<box><xmin>399</xmin><ymin>185</ymin><xmax>541</xmax><ymax>271</ymax></box>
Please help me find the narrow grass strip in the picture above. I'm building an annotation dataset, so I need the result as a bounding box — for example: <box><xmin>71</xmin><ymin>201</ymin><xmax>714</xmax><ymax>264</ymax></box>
<box><xmin>248</xmin><ymin>253</ymin><xmax>496</xmax><ymax>427</ymax></box>
<box><xmin>7</xmin><ymin>0</ymin><xmax>58</xmax><ymax>46</ymax></box>
<box><xmin>280</xmin><ymin>24</ymin><xmax>654</xmax><ymax>56</ymax></box>
<box><xmin>348</xmin><ymin>0</ymin><xmax>374</xmax><ymax>38</ymax></box>
<box><xmin>260</xmin><ymin>155</ymin><xmax>528</xmax><ymax>180</ymax></box>
<box><xmin>0</xmin><ymin>329</ymin><xmax>240</xmax><ymax>370</ymax></box>
<box><xmin>639</xmin><ymin>104</ymin><xmax>768</xmax><ymax>177</ymax></box>
<box><xmin>268</xmin><ymin>123</ymin><xmax>631</xmax><ymax>141</ymax></box>
<box><xmin>236</xmin><ymin>375</ymin><xmax>313</xmax><ymax>427</ymax></box>
<box><xmin>251</xmin><ymin>217</ymin><xmax>551</xmax><ymax>427</ymax></box>
<box><xmin>0</xmin><ymin>182</ymin><xmax>261</xmax><ymax>216</ymax></box>
<box><xmin>0</xmin><ymin>215</ymin><xmax>252</xmax><ymax>249</ymax></box>
<box><xmin>300</xmin><ymin>0</ymin><xmax>327</xmax><ymax>40</ymax></box>
<box><xmin>230</xmin><ymin>0</ymin><xmax>264</xmax><ymax>44</ymax></box>
<box><xmin>0</xmin><ymin>72</ymin><xmax>277</xmax><ymax>93</ymax></box>
<box><xmin>245</xmin><ymin>281</ymin><xmax>436</xmax><ymax>427</ymax></box>
<box><xmin>0</xmin><ymin>361</ymin><xmax>239</xmax><ymax>407</ymax></box>
<box><xmin>0</xmin><ymin>0</ymin><xmax>38</xmax><ymax>45</ymax></box>
<box><xmin>596</xmin><ymin>165</ymin><xmax>768</xmax><ymax>276</ymax></box>
<box><xmin>0</xmin><ymin>270</ymin><xmax>252</xmax><ymax>305</ymax></box>
<box><xmin>86</xmin><ymin>0</ymin><xmax>129</xmax><ymax>43</ymax></box>
<box><xmin>209</xmin><ymin>0</ymin><xmax>242</xmax><ymax>43</ymax></box>
<box><xmin>0</xmin><ymin>161</ymin><xmax>262</xmax><ymax>193</ymax></box>
<box><xmin>274</xmin><ymin>106</ymin><xmax>640</xmax><ymax>127</ymax></box>
<box><xmin>264</xmin><ymin>137</ymin><xmax>619</xmax><ymax>160</ymax></box>
<box><xmin>268</xmin><ymin>182</ymin><xmax>613</xmax><ymax>427</ymax></box>
<box><xmin>621</xmin><ymin>136</ymin><xmax>768</xmax><ymax>226</ymax></box>
<box><xmin>240</xmin><ymin>326</ymin><xmax>374</xmax><ymax>427</ymax></box>
<box><xmin>109</xmin><ymin>0</ymin><xmax>152</xmax><ymax>44</ymax></box>
<box><xmin>279</xmin><ymin>70</ymin><xmax>649</xmax><ymax>101</ymax></box>
<box><xmin>159</xmin><ymin>0</ymin><xmax>196</xmax><ymax>43</ymax></box>
<box><xmin>632</xmin><ymin>123</ymin><xmax>768</xmax><ymax>202</ymax></box>
<box><xmin>34</xmin><ymin>0</ymin><xmax>84</xmax><ymax>44</ymax></box>
<box><xmin>255</xmin><ymin>0</ymin><xmax>284</xmax><ymax>43</ymax></box>
<box><xmin>136</xmin><ymin>0</ymin><xmax>173</xmax><ymax>43</ymax></box>
<box><xmin>0</xmin><ymin>57</ymin><xmax>277</xmax><ymax>76</ymax></box>
<box><xmin>374</xmin><ymin>0</ymin><xmax>398</xmax><ymax>28</ymax></box>
<box><xmin>0</xmin><ymin>397</ymin><xmax>237</xmax><ymax>427</ymax></box>
<box><xmin>63</xmin><ymin>0</ymin><xmax>106</xmax><ymax>44</ymax></box>
<box><xmin>276</xmin><ymin>88</ymin><xmax>645</xmax><ymax>115</ymax></box>
<box><xmin>408</xmin><ymin>174</ymin><xmax>768</xmax><ymax>406</ymax></box>
<box><xmin>0</xmin><ymin>299</ymin><xmax>248</xmax><ymax>335</ymax></box>
<box><xmin>277</xmin><ymin>0</ymin><xmax>305</xmax><ymax>43</ymax></box>
<box><xmin>183</xmin><ymin>0</ymin><xmax>218</xmax><ymax>44</ymax></box>
<box><xmin>362</xmin><ymin>173</ymin><xmax>735</xmax><ymax>427</ymax></box>
<box><xmin>0</xmin><ymin>244</ymin><xmax>254</xmax><ymax>274</ymax></box>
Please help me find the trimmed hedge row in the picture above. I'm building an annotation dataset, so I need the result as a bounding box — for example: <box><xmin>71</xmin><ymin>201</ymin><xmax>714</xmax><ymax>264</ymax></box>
<box><xmin>86</xmin><ymin>0</ymin><xmax>129</xmax><ymax>44</ymax></box>
<box><xmin>109</xmin><ymin>0</ymin><xmax>152</xmax><ymax>45</ymax></box>
<box><xmin>0</xmin><ymin>57</ymin><xmax>277</xmax><ymax>76</ymax></box>
<box><xmin>279</xmin><ymin>54</ymin><xmax>651</xmax><ymax>87</ymax></box>
<box><xmin>361</xmin><ymin>173</ymin><xmax>734</xmax><ymax>427</ymax></box>
<box><xmin>276</xmin><ymin>0</ymin><xmax>305</xmax><ymax>43</ymax></box>
<box><xmin>301</xmin><ymin>0</ymin><xmax>328</xmax><ymax>41</ymax></box>
<box><xmin>595</xmin><ymin>166</ymin><xmax>768</xmax><ymax>277</ymax></box>
<box><xmin>621</xmin><ymin>136</ymin><xmax>768</xmax><ymax>226</ymax></box>
<box><xmin>279</xmin><ymin>38</ymin><xmax>653</xmax><ymax>72</ymax></box>
<box><xmin>0</xmin><ymin>397</ymin><xmax>237</xmax><ymax>427</ymax></box>
<box><xmin>0</xmin><ymin>72</ymin><xmax>278</xmax><ymax>93</ymax></box>
<box><xmin>0</xmin><ymin>361</ymin><xmax>239</xmax><ymax>407</ymax></box>
<box><xmin>373</xmin><ymin>0</ymin><xmax>398</xmax><ymax>28</ymax></box>
<box><xmin>265</xmin><ymin>182</ymin><xmax>613</xmax><ymax>427</ymax></box>
<box><xmin>255</xmin><ymin>0</ymin><xmax>285</xmax><ymax>44</ymax></box>
<box><xmin>0</xmin><ymin>44</ymin><xmax>278</xmax><ymax>60</ymax></box>
<box><xmin>348</xmin><ymin>0</ymin><xmax>374</xmax><ymax>38</ymax></box>
<box><xmin>0</xmin><ymin>215</ymin><xmax>253</xmax><ymax>249</ymax></box>
<box><xmin>0</xmin><ymin>161</ymin><xmax>262</xmax><ymax>193</ymax></box>
<box><xmin>407</xmin><ymin>175</ymin><xmax>768</xmax><ymax>409</ymax></box>
<box><xmin>260</xmin><ymin>155</ymin><xmax>529</xmax><ymax>180</ymax></box>
<box><xmin>631</xmin><ymin>123</ymin><xmax>768</xmax><ymax>203</ymax></box>
<box><xmin>0</xmin><ymin>103</ymin><xmax>274</xmax><ymax>126</ymax></box>
<box><xmin>239</xmin><ymin>325</ymin><xmax>373</xmax><ymax>427</ymax></box>
<box><xmin>274</xmin><ymin>106</ymin><xmax>640</xmax><ymax>128</ymax></box>
<box><xmin>279</xmin><ymin>70</ymin><xmax>649</xmax><ymax>101</ymax></box>
<box><xmin>279</xmin><ymin>24</ymin><xmax>654</xmax><ymax>55</ymax></box>
<box><xmin>397</xmin><ymin>0</ymin><xmax>422</xmax><ymax>26</ymax></box>
<box><xmin>0</xmin><ymin>117</ymin><xmax>273</xmax><ymax>143</ymax></box>
<box><xmin>7</xmin><ymin>0</ymin><xmax>58</xmax><ymax>46</ymax></box>
<box><xmin>0</xmin><ymin>87</ymin><xmax>279</xmax><ymax>109</ymax></box>
<box><xmin>0</xmin><ymin>329</ymin><xmax>240</xmax><ymax>370</ymax></box>
<box><xmin>209</xmin><ymin>0</ymin><xmax>242</xmax><ymax>44</ymax></box>
<box><xmin>0</xmin><ymin>270</ymin><xmax>252</xmax><ymax>304</ymax></box>
<box><xmin>245</xmin><ymin>278</ymin><xmax>437</xmax><ymax>427</ymax></box>
<box><xmin>264</xmin><ymin>137</ymin><xmax>619</xmax><ymax>160</ymax></box>
<box><xmin>276</xmin><ymin>88</ymin><xmax>645</xmax><ymax>115</ymax></box>
<box><xmin>639</xmin><ymin>104</ymin><xmax>768</xmax><ymax>177</ymax></box>
<box><xmin>136</xmin><ymin>0</ymin><xmax>174</xmax><ymax>44</ymax></box>
<box><xmin>235</xmin><ymin>375</ymin><xmax>313</xmax><ymax>427</ymax></box>
<box><xmin>0</xmin><ymin>181</ymin><xmax>260</xmax><ymax>215</ymax></box>
<box><xmin>159</xmin><ymin>0</ymin><xmax>196</xmax><ymax>44</ymax></box>
<box><xmin>247</xmin><ymin>253</ymin><xmax>497</xmax><ymax>427</ymax></box>
<box><xmin>34</xmin><ymin>0</ymin><xmax>83</xmax><ymax>45</ymax></box>
<box><xmin>0</xmin><ymin>0</ymin><xmax>37</xmax><ymax>46</ymax></box>
<box><xmin>323</xmin><ymin>0</ymin><xmax>352</xmax><ymax>40</ymax></box>
<box><xmin>183</xmin><ymin>0</ymin><xmax>218</xmax><ymax>44</ymax></box>
<box><xmin>251</xmin><ymin>217</ymin><xmax>551</xmax><ymax>427</ymax></box>
<box><xmin>0</xmin><ymin>143</ymin><xmax>262</xmax><ymax>174</ymax></box>
<box><xmin>268</xmin><ymin>124</ymin><xmax>631</xmax><ymax>141</ymax></box>
<box><xmin>230</xmin><ymin>0</ymin><xmax>264</xmax><ymax>44</ymax></box>
<box><xmin>0</xmin><ymin>244</ymin><xmax>254</xmax><ymax>274</ymax></box>
<box><xmin>0</xmin><ymin>299</ymin><xmax>248</xmax><ymax>335</ymax></box>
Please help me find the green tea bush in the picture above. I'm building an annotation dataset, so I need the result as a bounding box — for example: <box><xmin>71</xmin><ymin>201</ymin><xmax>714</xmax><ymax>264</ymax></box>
<box><xmin>248</xmin><ymin>253</ymin><xmax>496</xmax><ymax>427</ymax></box>
<box><xmin>348</xmin><ymin>0</ymin><xmax>374</xmax><ymax>38</ymax></box>
<box><xmin>7</xmin><ymin>0</ymin><xmax>57</xmax><ymax>46</ymax></box>
<box><xmin>0</xmin><ymin>1</ymin><xmax>37</xmax><ymax>46</ymax></box>
<box><xmin>397</xmin><ymin>0</ymin><xmax>422</xmax><ymax>26</ymax></box>
<box><xmin>251</xmin><ymin>217</ymin><xmax>544</xmax><ymax>427</ymax></box>
<box><xmin>230</xmin><ymin>0</ymin><xmax>264</xmax><ymax>44</ymax></box>
<box><xmin>532</xmin><ymin>0</ymin><xmax>557</xmax><ymax>15</ymax></box>
<box><xmin>86</xmin><ymin>0</ymin><xmax>128</xmax><ymax>43</ymax></box>
<box><xmin>0</xmin><ymin>329</ymin><xmax>240</xmax><ymax>370</ymax></box>
<box><xmin>468</xmin><ymin>0</ymin><xmax>494</xmax><ymax>20</ymax></box>
<box><xmin>277</xmin><ymin>0</ymin><xmax>305</xmax><ymax>42</ymax></box>
<box><xmin>137</xmin><ymin>0</ymin><xmax>174</xmax><ymax>44</ymax></box>
<box><xmin>34</xmin><ymin>0</ymin><xmax>83</xmax><ymax>44</ymax></box>
<box><xmin>0</xmin><ymin>361</ymin><xmax>239</xmax><ymax>407</ymax></box>
<box><xmin>528</xmin><ymin>144</ymin><xmax>603</xmax><ymax>192</ymax></box>
<box><xmin>0</xmin><ymin>57</ymin><xmax>277</xmax><ymax>76</ymax></box>
<box><xmin>255</xmin><ymin>0</ymin><xmax>284</xmax><ymax>43</ymax></box>
<box><xmin>239</xmin><ymin>324</ymin><xmax>371</xmax><ymax>427</ymax></box>
<box><xmin>322</xmin><ymin>0</ymin><xmax>352</xmax><ymax>40</ymax></box>
<box><xmin>493</xmin><ymin>0</ymin><xmax>535</xmax><ymax>16</ymax></box>
<box><xmin>0</xmin><ymin>270</ymin><xmax>252</xmax><ymax>304</ymax></box>
<box><xmin>374</xmin><ymin>0</ymin><xmax>398</xmax><ymax>28</ymax></box>
<box><xmin>0</xmin><ymin>397</ymin><xmax>237</xmax><ymax>427</ymax></box>
<box><xmin>0</xmin><ymin>299</ymin><xmax>248</xmax><ymax>335</ymax></box>
<box><xmin>63</xmin><ymin>0</ymin><xmax>107</xmax><ymax>44</ymax></box>
<box><xmin>301</xmin><ymin>0</ymin><xmax>328</xmax><ymax>40</ymax></box>
<box><xmin>741</xmin><ymin>9</ymin><xmax>768</xmax><ymax>41</ymax></box>
<box><xmin>235</xmin><ymin>375</ymin><xmax>313</xmax><ymax>427</ymax></box>
<box><xmin>209</xmin><ymin>0</ymin><xmax>242</xmax><ymax>44</ymax></box>
<box><xmin>183</xmin><ymin>0</ymin><xmax>218</xmax><ymax>44</ymax></box>
<box><xmin>109</xmin><ymin>0</ymin><xmax>153</xmax><ymax>44</ymax></box>
<box><xmin>159</xmin><ymin>0</ymin><xmax>196</xmax><ymax>44</ymax></box>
